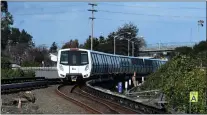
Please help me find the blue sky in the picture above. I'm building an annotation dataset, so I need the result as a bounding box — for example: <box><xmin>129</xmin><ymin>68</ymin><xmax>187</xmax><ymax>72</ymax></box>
<box><xmin>8</xmin><ymin>2</ymin><xmax>206</xmax><ymax>48</ymax></box>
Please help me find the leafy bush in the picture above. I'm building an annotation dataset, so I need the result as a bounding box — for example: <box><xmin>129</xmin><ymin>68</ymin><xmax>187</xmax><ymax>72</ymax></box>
<box><xmin>1</xmin><ymin>69</ymin><xmax>35</xmax><ymax>79</ymax></box>
<box><xmin>24</xmin><ymin>70</ymin><xmax>36</xmax><ymax>78</ymax></box>
<box><xmin>10</xmin><ymin>68</ymin><xmax>24</xmax><ymax>78</ymax></box>
<box><xmin>21</xmin><ymin>61</ymin><xmax>40</xmax><ymax>67</ymax></box>
<box><xmin>174</xmin><ymin>46</ymin><xmax>193</xmax><ymax>55</ymax></box>
<box><xmin>193</xmin><ymin>41</ymin><xmax>207</xmax><ymax>54</ymax></box>
<box><xmin>140</xmin><ymin>55</ymin><xmax>207</xmax><ymax>113</ymax></box>
<box><xmin>1</xmin><ymin>57</ymin><xmax>11</xmax><ymax>69</ymax></box>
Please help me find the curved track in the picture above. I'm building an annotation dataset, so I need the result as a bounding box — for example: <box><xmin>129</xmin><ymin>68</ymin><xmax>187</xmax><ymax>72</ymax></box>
<box><xmin>56</xmin><ymin>84</ymin><xmax>145</xmax><ymax>114</ymax></box>
<box><xmin>86</xmin><ymin>80</ymin><xmax>168</xmax><ymax>114</ymax></box>
<box><xmin>76</xmin><ymin>86</ymin><xmax>141</xmax><ymax>114</ymax></box>
<box><xmin>57</xmin><ymin>84</ymin><xmax>134</xmax><ymax>114</ymax></box>
<box><xmin>56</xmin><ymin>84</ymin><xmax>102</xmax><ymax>114</ymax></box>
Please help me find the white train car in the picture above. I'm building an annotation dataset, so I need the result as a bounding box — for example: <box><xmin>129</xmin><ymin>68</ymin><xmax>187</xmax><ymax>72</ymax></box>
<box><xmin>57</xmin><ymin>48</ymin><xmax>91</xmax><ymax>81</ymax></box>
<box><xmin>56</xmin><ymin>48</ymin><xmax>167</xmax><ymax>82</ymax></box>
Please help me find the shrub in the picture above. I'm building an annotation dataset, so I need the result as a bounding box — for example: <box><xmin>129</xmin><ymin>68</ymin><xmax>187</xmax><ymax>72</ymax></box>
<box><xmin>21</xmin><ymin>61</ymin><xmax>40</xmax><ymax>67</ymax></box>
<box><xmin>1</xmin><ymin>69</ymin><xmax>35</xmax><ymax>79</ymax></box>
<box><xmin>24</xmin><ymin>70</ymin><xmax>36</xmax><ymax>78</ymax></box>
<box><xmin>1</xmin><ymin>57</ymin><xmax>11</xmax><ymax>69</ymax></box>
<box><xmin>140</xmin><ymin>55</ymin><xmax>207</xmax><ymax>113</ymax></box>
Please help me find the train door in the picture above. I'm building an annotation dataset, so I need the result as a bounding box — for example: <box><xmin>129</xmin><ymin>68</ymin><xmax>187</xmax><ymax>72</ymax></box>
<box><xmin>68</xmin><ymin>51</ymin><xmax>80</xmax><ymax>74</ymax></box>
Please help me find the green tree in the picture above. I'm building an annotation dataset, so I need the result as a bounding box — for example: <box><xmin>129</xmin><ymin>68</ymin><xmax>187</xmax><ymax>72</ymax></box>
<box><xmin>49</xmin><ymin>42</ymin><xmax>58</xmax><ymax>53</ymax></box>
<box><xmin>19</xmin><ymin>29</ymin><xmax>34</xmax><ymax>47</ymax></box>
<box><xmin>99</xmin><ymin>35</ymin><xmax>105</xmax><ymax>44</ymax></box>
<box><xmin>193</xmin><ymin>41</ymin><xmax>207</xmax><ymax>54</ymax></box>
<box><xmin>83</xmin><ymin>36</ymin><xmax>100</xmax><ymax>50</ymax></box>
<box><xmin>79</xmin><ymin>44</ymin><xmax>84</xmax><ymax>48</ymax></box>
<box><xmin>174</xmin><ymin>46</ymin><xmax>193</xmax><ymax>55</ymax></box>
<box><xmin>1</xmin><ymin>1</ymin><xmax>13</xmax><ymax>50</ymax></box>
<box><xmin>140</xmin><ymin>55</ymin><xmax>207</xmax><ymax>113</ymax></box>
<box><xmin>109</xmin><ymin>22</ymin><xmax>145</xmax><ymax>56</ymax></box>
<box><xmin>62</xmin><ymin>39</ymin><xmax>79</xmax><ymax>49</ymax></box>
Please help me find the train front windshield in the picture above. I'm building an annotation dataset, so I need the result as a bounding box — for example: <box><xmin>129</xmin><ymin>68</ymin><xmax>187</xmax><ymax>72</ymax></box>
<box><xmin>60</xmin><ymin>50</ymin><xmax>89</xmax><ymax>65</ymax></box>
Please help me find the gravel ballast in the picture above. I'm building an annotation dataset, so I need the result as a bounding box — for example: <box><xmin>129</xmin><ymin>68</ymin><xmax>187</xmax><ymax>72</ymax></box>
<box><xmin>1</xmin><ymin>85</ymin><xmax>88</xmax><ymax>114</ymax></box>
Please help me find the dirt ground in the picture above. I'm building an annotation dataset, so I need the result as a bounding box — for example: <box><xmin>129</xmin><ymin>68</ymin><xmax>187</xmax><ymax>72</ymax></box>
<box><xmin>1</xmin><ymin>85</ymin><xmax>88</xmax><ymax>114</ymax></box>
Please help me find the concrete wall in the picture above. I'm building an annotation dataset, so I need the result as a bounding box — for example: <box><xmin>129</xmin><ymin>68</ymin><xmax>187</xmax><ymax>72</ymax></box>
<box><xmin>35</xmin><ymin>70</ymin><xmax>59</xmax><ymax>79</ymax></box>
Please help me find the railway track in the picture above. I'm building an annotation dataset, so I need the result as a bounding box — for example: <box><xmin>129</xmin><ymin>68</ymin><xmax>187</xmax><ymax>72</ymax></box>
<box><xmin>56</xmin><ymin>84</ymin><xmax>102</xmax><ymax>114</ymax></box>
<box><xmin>1</xmin><ymin>81</ymin><xmax>48</xmax><ymax>94</ymax></box>
<box><xmin>75</xmin><ymin>85</ymin><xmax>141</xmax><ymax>114</ymax></box>
<box><xmin>1</xmin><ymin>77</ymin><xmax>62</xmax><ymax>94</ymax></box>
<box><xmin>85</xmin><ymin>80</ymin><xmax>168</xmax><ymax>114</ymax></box>
<box><xmin>56</xmin><ymin>83</ymin><xmax>152</xmax><ymax>114</ymax></box>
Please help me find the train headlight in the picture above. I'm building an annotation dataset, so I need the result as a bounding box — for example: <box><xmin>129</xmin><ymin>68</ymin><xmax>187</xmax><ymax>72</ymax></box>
<box><xmin>59</xmin><ymin>65</ymin><xmax>64</xmax><ymax>71</ymax></box>
<box><xmin>85</xmin><ymin>65</ymin><xmax>89</xmax><ymax>71</ymax></box>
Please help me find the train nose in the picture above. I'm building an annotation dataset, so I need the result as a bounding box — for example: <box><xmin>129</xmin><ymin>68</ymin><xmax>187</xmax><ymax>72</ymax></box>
<box><xmin>71</xmin><ymin>76</ymin><xmax>78</xmax><ymax>82</ymax></box>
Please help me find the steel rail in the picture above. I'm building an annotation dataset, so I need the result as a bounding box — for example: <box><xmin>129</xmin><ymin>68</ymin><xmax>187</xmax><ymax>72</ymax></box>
<box><xmin>1</xmin><ymin>81</ymin><xmax>48</xmax><ymax>94</ymax></box>
<box><xmin>78</xmin><ymin>86</ymin><xmax>141</xmax><ymax>114</ymax></box>
<box><xmin>56</xmin><ymin>85</ymin><xmax>102</xmax><ymax>114</ymax></box>
<box><xmin>73</xmin><ymin>87</ymin><xmax>120</xmax><ymax>114</ymax></box>
<box><xmin>85</xmin><ymin>79</ymin><xmax>168</xmax><ymax>114</ymax></box>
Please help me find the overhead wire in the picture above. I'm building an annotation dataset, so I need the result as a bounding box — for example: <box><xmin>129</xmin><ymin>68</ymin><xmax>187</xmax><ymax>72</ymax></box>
<box><xmin>9</xmin><ymin>3</ymin><xmax>205</xmax><ymax>47</ymax></box>
<box><xmin>10</xmin><ymin>2</ymin><xmax>205</xmax><ymax>19</ymax></box>
<box><xmin>13</xmin><ymin>9</ymin><xmax>206</xmax><ymax>19</ymax></box>
<box><xmin>98</xmin><ymin>10</ymin><xmax>206</xmax><ymax>19</ymax></box>
<box><xmin>99</xmin><ymin>2</ymin><xmax>206</xmax><ymax>10</ymax></box>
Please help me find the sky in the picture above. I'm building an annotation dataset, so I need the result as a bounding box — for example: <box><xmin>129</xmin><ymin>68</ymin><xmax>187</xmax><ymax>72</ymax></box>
<box><xmin>8</xmin><ymin>2</ymin><xmax>206</xmax><ymax>48</ymax></box>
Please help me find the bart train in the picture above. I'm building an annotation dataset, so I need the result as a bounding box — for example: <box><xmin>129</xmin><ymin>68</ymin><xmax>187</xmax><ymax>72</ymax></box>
<box><xmin>57</xmin><ymin>48</ymin><xmax>167</xmax><ymax>82</ymax></box>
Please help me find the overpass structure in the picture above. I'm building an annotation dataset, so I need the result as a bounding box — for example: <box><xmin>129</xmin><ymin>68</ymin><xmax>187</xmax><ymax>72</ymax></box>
<box><xmin>139</xmin><ymin>42</ymin><xmax>197</xmax><ymax>56</ymax></box>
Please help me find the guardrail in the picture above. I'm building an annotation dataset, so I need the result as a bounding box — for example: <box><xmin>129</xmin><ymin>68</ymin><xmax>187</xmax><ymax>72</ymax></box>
<box><xmin>86</xmin><ymin>79</ymin><xmax>168</xmax><ymax>113</ymax></box>
<box><xmin>126</xmin><ymin>90</ymin><xmax>160</xmax><ymax>95</ymax></box>
<box><xmin>12</xmin><ymin>67</ymin><xmax>57</xmax><ymax>71</ymax></box>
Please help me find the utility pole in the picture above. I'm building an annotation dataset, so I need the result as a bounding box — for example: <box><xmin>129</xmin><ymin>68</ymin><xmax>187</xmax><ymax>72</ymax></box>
<box><xmin>197</xmin><ymin>20</ymin><xmax>204</xmax><ymax>41</ymax></box>
<box><xmin>132</xmin><ymin>41</ymin><xmax>134</xmax><ymax>56</ymax></box>
<box><xmin>190</xmin><ymin>28</ymin><xmax>192</xmax><ymax>43</ymax></box>
<box><xmin>128</xmin><ymin>39</ymin><xmax>130</xmax><ymax>56</ymax></box>
<box><xmin>88</xmin><ymin>3</ymin><xmax>97</xmax><ymax>51</ymax></box>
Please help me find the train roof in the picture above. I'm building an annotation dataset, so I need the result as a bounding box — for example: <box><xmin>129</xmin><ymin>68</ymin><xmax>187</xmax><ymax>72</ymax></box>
<box><xmin>58</xmin><ymin>48</ymin><xmax>168</xmax><ymax>62</ymax></box>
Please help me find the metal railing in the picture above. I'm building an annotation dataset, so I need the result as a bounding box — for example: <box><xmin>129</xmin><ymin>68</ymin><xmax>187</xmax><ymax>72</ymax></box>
<box><xmin>140</xmin><ymin>42</ymin><xmax>197</xmax><ymax>51</ymax></box>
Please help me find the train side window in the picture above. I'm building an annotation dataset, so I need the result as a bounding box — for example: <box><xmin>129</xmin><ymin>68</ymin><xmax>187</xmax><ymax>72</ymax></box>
<box><xmin>113</xmin><ymin>56</ymin><xmax>115</xmax><ymax>70</ymax></box>
<box><xmin>119</xmin><ymin>57</ymin><xmax>121</xmax><ymax>66</ymax></box>
<box><xmin>137</xmin><ymin>59</ymin><xmax>140</xmax><ymax>65</ymax></box>
<box><xmin>102</xmin><ymin>55</ymin><xmax>105</xmax><ymax>65</ymax></box>
<box><xmin>100</xmin><ymin>54</ymin><xmax>103</xmax><ymax>71</ymax></box>
<box><xmin>108</xmin><ymin>56</ymin><xmax>111</xmax><ymax>65</ymax></box>
<box><xmin>92</xmin><ymin>53</ymin><xmax>95</xmax><ymax>65</ymax></box>
<box><xmin>111</xmin><ymin>56</ymin><xmax>114</xmax><ymax>67</ymax></box>
<box><xmin>106</xmin><ymin>55</ymin><xmax>108</xmax><ymax>66</ymax></box>
<box><xmin>81</xmin><ymin>52</ymin><xmax>88</xmax><ymax>64</ymax></box>
<box><xmin>139</xmin><ymin>59</ymin><xmax>143</xmax><ymax>66</ymax></box>
<box><xmin>60</xmin><ymin>51</ymin><xmax>69</xmax><ymax>65</ymax></box>
<box><xmin>114</xmin><ymin>56</ymin><xmax>117</xmax><ymax>66</ymax></box>
<box><xmin>106</xmin><ymin>55</ymin><xmax>109</xmax><ymax>71</ymax></box>
<box><xmin>104</xmin><ymin>55</ymin><xmax>107</xmax><ymax>66</ymax></box>
<box><xmin>102</xmin><ymin>55</ymin><xmax>105</xmax><ymax>72</ymax></box>
<box><xmin>121</xmin><ymin>58</ymin><xmax>125</xmax><ymax>66</ymax></box>
<box><xmin>94</xmin><ymin>53</ymin><xmax>98</xmax><ymax>66</ymax></box>
<box><xmin>96</xmin><ymin>53</ymin><xmax>100</xmax><ymax>66</ymax></box>
<box><xmin>108</xmin><ymin>55</ymin><xmax>111</xmax><ymax>65</ymax></box>
<box><xmin>99</xmin><ymin>54</ymin><xmax>102</xmax><ymax>67</ymax></box>
<box><xmin>121</xmin><ymin>57</ymin><xmax>124</xmax><ymax>66</ymax></box>
<box><xmin>112</xmin><ymin>56</ymin><xmax>114</xmax><ymax>65</ymax></box>
<box><xmin>117</xmin><ymin>57</ymin><xmax>120</xmax><ymax>68</ymax></box>
<box><xmin>124</xmin><ymin>58</ymin><xmax>127</xmax><ymax>66</ymax></box>
<box><xmin>72</xmin><ymin>54</ymin><xmax>77</xmax><ymax>65</ymax></box>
